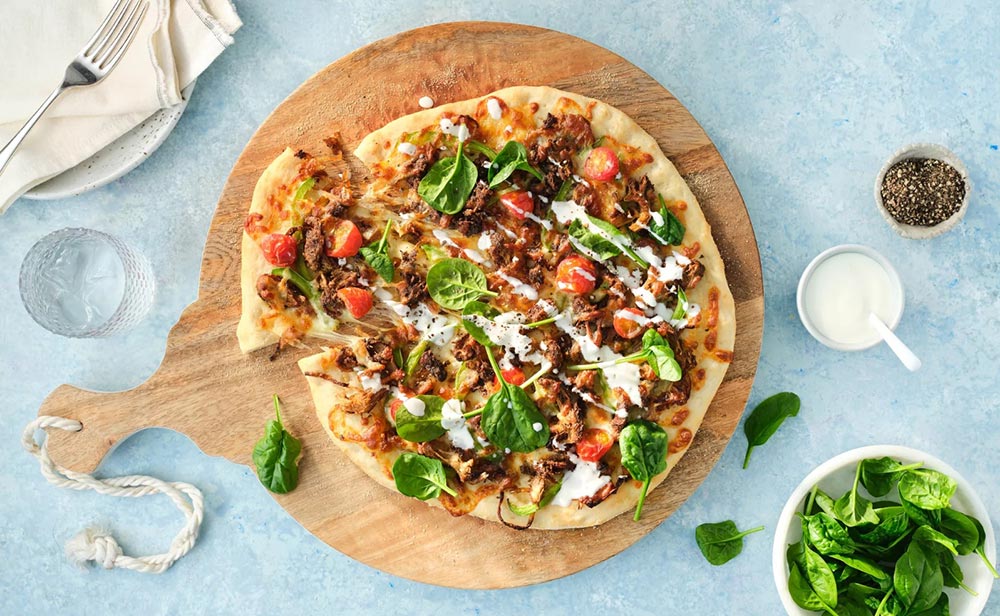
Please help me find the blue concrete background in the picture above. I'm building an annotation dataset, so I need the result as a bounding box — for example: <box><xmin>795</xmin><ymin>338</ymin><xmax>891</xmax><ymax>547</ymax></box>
<box><xmin>1</xmin><ymin>1</ymin><xmax>997</xmax><ymax>614</ymax></box>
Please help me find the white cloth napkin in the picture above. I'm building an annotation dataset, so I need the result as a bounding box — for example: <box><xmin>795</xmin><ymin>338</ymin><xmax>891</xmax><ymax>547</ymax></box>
<box><xmin>0</xmin><ymin>0</ymin><xmax>241</xmax><ymax>213</ymax></box>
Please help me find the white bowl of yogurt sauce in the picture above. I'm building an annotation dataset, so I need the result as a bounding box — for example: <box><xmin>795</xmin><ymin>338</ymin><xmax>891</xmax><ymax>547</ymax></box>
<box><xmin>796</xmin><ymin>244</ymin><xmax>904</xmax><ymax>351</ymax></box>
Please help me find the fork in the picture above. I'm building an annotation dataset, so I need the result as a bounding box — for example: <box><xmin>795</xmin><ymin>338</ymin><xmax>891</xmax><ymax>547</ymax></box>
<box><xmin>0</xmin><ymin>0</ymin><xmax>149</xmax><ymax>179</ymax></box>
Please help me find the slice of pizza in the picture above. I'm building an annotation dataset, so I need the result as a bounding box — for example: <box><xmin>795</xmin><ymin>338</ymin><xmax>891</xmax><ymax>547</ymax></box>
<box><xmin>239</xmin><ymin>86</ymin><xmax>735</xmax><ymax>528</ymax></box>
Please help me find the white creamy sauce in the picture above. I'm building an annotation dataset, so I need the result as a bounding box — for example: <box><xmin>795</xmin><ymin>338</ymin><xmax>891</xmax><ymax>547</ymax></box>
<box><xmin>673</xmin><ymin>250</ymin><xmax>692</xmax><ymax>266</ymax></box>
<box><xmin>477</xmin><ymin>233</ymin><xmax>493</xmax><ymax>250</ymax></box>
<box><xmin>440</xmin><ymin>399</ymin><xmax>475</xmax><ymax>449</ymax></box>
<box><xmin>356</xmin><ymin>368</ymin><xmax>384</xmax><ymax>392</ymax></box>
<box><xmin>403</xmin><ymin>397</ymin><xmax>426</xmax><ymax>417</ymax></box>
<box><xmin>486</xmin><ymin>98</ymin><xmax>502</xmax><ymax>120</ymax></box>
<box><xmin>804</xmin><ymin>252</ymin><xmax>901</xmax><ymax>345</ymax></box>
<box><xmin>497</xmin><ymin>272</ymin><xmax>538</xmax><ymax>300</ymax></box>
<box><xmin>418</xmin><ymin>96</ymin><xmax>434</xmax><ymax>108</ymax></box>
<box><xmin>553</xmin><ymin>311</ymin><xmax>643</xmax><ymax>405</ymax></box>
<box><xmin>551</xmin><ymin>453</ymin><xmax>611</xmax><ymax>507</ymax></box>
<box><xmin>396</xmin><ymin>142</ymin><xmax>417</xmax><ymax>156</ymax></box>
<box><xmin>615</xmin><ymin>308</ymin><xmax>649</xmax><ymax>326</ymax></box>
<box><xmin>531</xmin><ymin>422</ymin><xmax>544</xmax><ymax>432</ymax></box>
<box><xmin>432</xmin><ymin>228</ymin><xmax>460</xmax><ymax>249</ymax></box>
<box><xmin>524</xmin><ymin>211</ymin><xmax>553</xmax><ymax>230</ymax></box>
<box><xmin>503</xmin><ymin>125</ymin><xmax>513</xmax><ymax>134</ymax></box>
<box><xmin>439</xmin><ymin>117</ymin><xmax>470</xmax><ymax>142</ymax></box>
<box><xmin>375</xmin><ymin>289</ymin><xmax>456</xmax><ymax>345</ymax></box>
<box><xmin>463</xmin><ymin>248</ymin><xmax>486</xmax><ymax>263</ymax></box>
<box><xmin>466</xmin><ymin>312</ymin><xmax>545</xmax><ymax>368</ymax></box>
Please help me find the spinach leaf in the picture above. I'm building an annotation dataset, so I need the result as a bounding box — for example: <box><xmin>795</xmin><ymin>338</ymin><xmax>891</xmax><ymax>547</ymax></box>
<box><xmin>937</xmin><ymin>550</ymin><xmax>977</xmax><ymax>596</ymax></box>
<box><xmin>811</xmin><ymin>488</ymin><xmax>839</xmax><ymax>518</ymax></box>
<box><xmin>907</xmin><ymin>594</ymin><xmax>950</xmax><ymax>616</ymax></box>
<box><xmin>801</xmin><ymin>512</ymin><xmax>856</xmax><ymax>555</ymax></box>
<box><xmin>694</xmin><ymin>520</ymin><xmax>764</xmax><ymax>565</ymax></box>
<box><xmin>392</xmin><ymin>452</ymin><xmax>457</xmax><ymax>500</ymax></box>
<box><xmin>897</xmin><ymin>469</ymin><xmax>957</xmax><ymax>511</ymax></box>
<box><xmin>901</xmin><ymin>497</ymin><xmax>941</xmax><ymax>529</ymax></box>
<box><xmin>487</xmin><ymin>141</ymin><xmax>543</xmax><ymax>187</ymax></box>
<box><xmin>741</xmin><ymin>391</ymin><xmax>800</xmax><ymax>469</ymax></box>
<box><xmin>359</xmin><ymin>219</ymin><xmax>394</xmax><ymax>282</ymax></box>
<box><xmin>834</xmin><ymin>463</ymin><xmax>881</xmax><ymax>527</ymax></box>
<box><xmin>671</xmin><ymin>287</ymin><xmax>688</xmax><ymax>321</ymax></box>
<box><xmin>859</xmin><ymin>457</ymin><xmax>923</xmax><ymax>497</ymax></box>
<box><xmin>417</xmin><ymin>142</ymin><xmax>478</xmax><ymax>214</ymax></box>
<box><xmin>647</xmin><ymin>194</ymin><xmax>685</xmax><ymax>246</ymax></box>
<box><xmin>787</xmin><ymin>541</ymin><xmax>839</xmax><ymax>612</ymax></box>
<box><xmin>420</xmin><ymin>243</ymin><xmax>450</xmax><ymax>263</ymax></box>
<box><xmin>252</xmin><ymin>395</ymin><xmax>302</xmax><ymax>494</ymax></box>
<box><xmin>506</xmin><ymin>480</ymin><xmax>562</xmax><ymax>517</ymax></box>
<box><xmin>869</xmin><ymin>590</ymin><xmax>905</xmax><ymax>616</ymax></box>
<box><xmin>394</xmin><ymin>395</ymin><xmax>447</xmax><ymax>443</ymax></box>
<box><xmin>938</xmin><ymin>508</ymin><xmax>978</xmax><ymax>555</ymax></box>
<box><xmin>913</xmin><ymin>525</ymin><xmax>959</xmax><ymax>556</ymax></box>
<box><xmin>553</xmin><ymin>179</ymin><xmax>574</xmax><ymax>201</ymax></box>
<box><xmin>426</xmin><ymin>258</ymin><xmax>497</xmax><ymax>310</ymax></box>
<box><xmin>292</xmin><ymin>176</ymin><xmax>316</xmax><ymax>203</ymax></box>
<box><xmin>464</xmin><ymin>140</ymin><xmax>497</xmax><ymax>160</ymax></box>
<box><xmin>827</xmin><ymin>554</ymin><xmax>891</xmax><ymax>589</ymax></box>
<box><xmin>857</xmin><ymin>507</ymin><xmax>911</xmax><ymax>547</ymax></box>
<box><xmin>404</xmin><ymin>339</ymin><xmax>430</xmax><ymax>379</ymax></box>
<box><xmin>392</xmin><ymin>347</ymin><xmax>404</xmax><ymax>369</ymax></box>
<box><xmin>566</xmin><ymin>216</ymin><xmax>650</xmax><ymax>268</ymax></box>
<box><xmin>567</xmin><ymin>329</ymin><xmax>681</xmax><ymax>382</ymax></box>
<box><xmin>460</xmin><ymin>300</ymin><xmax>499</xmax><ymax>346</ymax></box>
<box><xmin>970</xmin><ymin>515</ymin><xmax>1000</xmax><ymax>578</ymax></box>
<box><xmin>618</xmin><ymin>419</ymin><xmax>668</xmax><ymax>521</ymax></box>
<box><xmin>479</xmin><ymin>346</ymin><xmax>549</xmax><ymax>453</ymax></box>
<box><xmin>271</xmin><ymin>266</ymin><xmax>318</xmax><ymax>300</ymax></box>
<box><xmin>894</xmin><ymin>541</ymin><xmax>943</xmax><ymax>612</ymax></box>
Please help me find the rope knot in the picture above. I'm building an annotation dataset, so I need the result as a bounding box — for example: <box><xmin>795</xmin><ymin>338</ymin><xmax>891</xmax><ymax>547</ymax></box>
<box><xmin>66</xmin><ymin>527</ymin><xmax>123</xmax><ymax>569</ymax></box>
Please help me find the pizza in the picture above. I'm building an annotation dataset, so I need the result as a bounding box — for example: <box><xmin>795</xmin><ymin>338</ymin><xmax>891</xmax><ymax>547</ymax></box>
<box><xmin>237</xmin><ymin>86</ymin><xmax>735</xmax><ymax>529</ymax></box>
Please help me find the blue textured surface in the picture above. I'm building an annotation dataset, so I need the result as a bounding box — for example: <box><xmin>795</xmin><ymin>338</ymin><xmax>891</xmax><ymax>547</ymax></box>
<box><xmin>2</xmin><ymin>1</ymin><xmax>998</xmax><ymax>614</ymax></box>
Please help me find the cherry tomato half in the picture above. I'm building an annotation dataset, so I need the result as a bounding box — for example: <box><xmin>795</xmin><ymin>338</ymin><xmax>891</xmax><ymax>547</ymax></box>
<box><xmin>499</xmin><ymin>190</ymin><xmax>534</xmax><ymax>220</ymax></box>
<box><xmin>388</xmin><ymin>398</ymin><xmax>403</xmax><ymax>422</ymax></box>
<box><xmin>613</xmin><ymin>307</ymin><xmax>647</xmax><ymax>340</ymax></box>
<box><xmin>556</xmin><ymin>255</ymin><xmax>597</xmax><ymax>295</ymax></box>
<box><xmin>326</xmin><ymin>220</ymin><xmax>363</xmax><ymax>258</ymax></box>
<box><xmin>576</xmin><ymin>428</ymin><xmax>614</xmax><ymax>462</ymax></box>
<box><xmin>337</xmin><ymin>287</ymin><xmax>373</xmax><ymax>319</ymax></box>
<box><xmin>583</xmin><ymin>146</ymin><xmax>620</xmax><ymax>182</ymax></box>
<box><xmin>502</xmin><ymin>367</ymin><xmax>526</xmax><ymax>386</ymax></box>
<box><xmin>260</xmin><ymin>233</ymin><xmax>298</xmax><ymax>267</ymax></box>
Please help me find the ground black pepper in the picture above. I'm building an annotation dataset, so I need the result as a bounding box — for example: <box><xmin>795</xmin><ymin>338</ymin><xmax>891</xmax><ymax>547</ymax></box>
<box><xmin>880</xmin><ymin>158</ymin><xmax>966</xmax><ymax>227</ymax></box>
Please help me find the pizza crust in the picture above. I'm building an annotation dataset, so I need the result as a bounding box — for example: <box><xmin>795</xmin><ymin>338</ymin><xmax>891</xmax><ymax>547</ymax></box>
<box><xmin>292</xmin><ymin>86</ymin><xmax>737</xmax><ymax>529</ymax></box>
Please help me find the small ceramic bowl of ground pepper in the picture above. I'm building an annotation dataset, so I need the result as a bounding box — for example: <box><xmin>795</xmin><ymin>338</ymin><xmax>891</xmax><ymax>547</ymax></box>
<box><xmin>875</xmin><ymin>143</ymin><xmax>971</xmax><ymax>239</ymax></box>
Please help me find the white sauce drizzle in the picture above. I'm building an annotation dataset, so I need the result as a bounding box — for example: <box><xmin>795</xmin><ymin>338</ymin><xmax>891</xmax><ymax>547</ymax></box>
<box><xmin>418</xmin><ymin>96</ymin><xmax>434</xmax><ymax>108</ymax></box>
<box><xmin>397</xmin><ymin>142</ymin><xmax>417</xmax><ymax>156</ymax></box>
<box><xmin>356</xmin><ymin>368</ymin><xmax>384</xmax><ymax>392</ymax></box>
<box><xmin>486</xmin><ymin>98</ymin><xmax>502</xmax><ymax>120</ymax></box>
<box><xmin>551</xmin><ymin>453</ymin><xmax>611</xmax><ymax>507</ymax></box>
<box><xmin>439</xmin><ymin>117</ymin><xmax>470</xmax><ymax>142</ymax></box>
<box><xmin>403</xmin><ymin>397</ymin><xmax>426</xmax><ymax>417</ymax></box>
<box><xmin>441</xmin><ymin>399</ymin><xmax>475</xmax><ymax>449</ymax></box>
<box><xmin>496</xmin><ymin>272</ymin><xmax>538</xmax><ymax>300</ymax></box>
<box><xmin>477</xmin><ymin>233</ymin><xmax>493</xmax><ymax>250</ymax></box>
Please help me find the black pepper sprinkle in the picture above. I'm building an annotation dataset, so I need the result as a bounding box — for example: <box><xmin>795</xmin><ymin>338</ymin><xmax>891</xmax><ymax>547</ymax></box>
<box><xmin>880</xmin><ymin>158</ymin><xmax>966</xmax><ymax>227</ymax></box>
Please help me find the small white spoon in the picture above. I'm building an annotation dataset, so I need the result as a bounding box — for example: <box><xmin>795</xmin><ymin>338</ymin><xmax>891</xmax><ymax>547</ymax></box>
<box><xmin>868</xmin><ymin>313</ymin><xmax>922</xmax><ymax>372</ymax></box>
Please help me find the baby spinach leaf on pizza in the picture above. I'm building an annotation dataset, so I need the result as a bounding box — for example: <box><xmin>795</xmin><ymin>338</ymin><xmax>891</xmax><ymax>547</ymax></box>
<box><xmin>897</xmin><ymin>469</ymin><xmax>957</xmax><ymax>511</ymax></box>
<box><xmin>292</xmin><ymin>177</ymin><xmax>316</xmax><ymax>204</ymax></box>
<box><xmin>359</xmin><ymin>219</ymin><xmax>394</xmax><ymax>282</ymax></box>
<box><xmin>506</xmin><ymin>480</ymin><xmax>562</xmax><ymax>517</ymax></box>
<box><xmin>671</xmin><ymin>287</ymin><xmax>689</xmax><ymax>321</ymax></box>
<box><xmin>567</xmin><ymin>218</ymin><xmax>620</xmax><ymax>261</ymax></box>
<box><xmin>480</xmin><ymin>347</ymin><xmax>549</xmax><ymax>453</ymax></box>
<box><xmin>403</xmin><ymin>339</ymin><xmax>430</xmax><ymax>379</ymax></box>
<box><xmin>392</xmin><ymin>452</ymin><xmax>457</xmax><ymax>500</ymax></box>
<box><xmin>647</xmin><ymin>194</ymin><xmax>685</xmax><ymax>246</ymax></box>
<box><xmin>487</xmin><ymin>141</ymin><xmax>543</xmax><ymax>188</ymax></box>
<box><xmin>394</xmin><ymin>395</ymin><xmax>447</xmax><ymax>443</ymax></box>
<box><xmin>461</xmin><ymin>300</ymin><xmax>499</xmax><ymax>346</ymax></box>
<box><xmin>741</xmin><ymin>392</ymin><xmax>800</xmax><ymax>469</ymax></box>
<box><xmin>553</xmin><ymin>179</ymin><xmax>574</xmax><ymax>201</ymax></box>
<box><xmin>252</xmin><ymin>395</ymin><xmax>302</xmax><ymax>494</ymax></box>
<box><xmin>834</xmin><ymin>463</ymin><xmax>881</xmax><ymax>527</ymax></box>
<box><xmin>860</xmin><ymin>457</ymin><xmax>924</xmax><ymax>497</ymax></box>
<box><xmin>271</xmin><ymin>267</ymin><xmax>318</xmax><ymax>301</ymax></box>
<box><xmin>695</xmin><ymin>520</ymin><xmax>765</xmax><ymax>565</ymax></box>
<box><xmin>418</xmin><ymin>142</ymin><xmax>478</xmax><ymax>214</ymax></box>
<box><xmin>568</xmin><ymin>329</ymin><xmax>681</xmax><ymax>382</ymax></box>
<box><xmin>426</xmin><ymin>258</ymin><xmax>497</xmax><ymax>310</ymax></box>
<box><xmin>618</xmin><ymin>419</ymin><xmax>668</xmax><ymax>521</ymax></box>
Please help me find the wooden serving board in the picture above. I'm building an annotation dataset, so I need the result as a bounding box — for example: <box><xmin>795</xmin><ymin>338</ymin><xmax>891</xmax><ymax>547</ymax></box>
<box><xmin>37</xmin><ymin>22</ymin><xmax>763</xmax><ymax>588</ymax></box>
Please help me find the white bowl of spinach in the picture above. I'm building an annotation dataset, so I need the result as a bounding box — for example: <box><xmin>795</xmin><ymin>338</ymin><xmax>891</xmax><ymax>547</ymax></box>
<box><xmin>772</xmin><ymin>445</ymin><xmax>997</xmax><ymax>615</ymax></box>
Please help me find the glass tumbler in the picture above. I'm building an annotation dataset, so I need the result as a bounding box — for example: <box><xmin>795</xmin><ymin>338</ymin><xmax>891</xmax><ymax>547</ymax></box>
<box><xmin>19</xmin><ymin>228</ymin><xmax>155</xmax><ymax>337</ymax></box>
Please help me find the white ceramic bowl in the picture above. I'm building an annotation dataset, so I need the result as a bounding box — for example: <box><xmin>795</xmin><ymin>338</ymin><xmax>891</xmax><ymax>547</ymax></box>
<box><xmin>796</xmin><ymin>244</ymin><xmax>905</xmax><ymax>351</ymax></box>
<box><xmin>874</xmin><ymin>142</ymin><xmax>971</xmax><ymax>239</ymax></box>
<box><xmin>772</xmin><ymin>445</ymin><xmax>996</xmax><ymax>616</ymax></box>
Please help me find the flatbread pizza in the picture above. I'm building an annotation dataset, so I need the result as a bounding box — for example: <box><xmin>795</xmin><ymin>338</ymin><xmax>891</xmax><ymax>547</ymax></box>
<box><xmin>238</xmin><ymin>86</ymin><xmax>735</xmax><ymax>529</ymax></box>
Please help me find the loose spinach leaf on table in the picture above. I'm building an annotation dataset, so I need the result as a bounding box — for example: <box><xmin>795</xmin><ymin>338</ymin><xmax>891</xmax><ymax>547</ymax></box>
<box><xmin>359</xmin><ymin>219</ymin><xmax>394</xmax><ymax>282</ymax></box>
<box><xmin>741</xmin><ymin>391</ymin><xmax>800</xmax><ymax>469</ymax></box>
<box><xmin>834</xmin><ymin>463</ymin><xmax>881</xmax><ymax>528</ymax></box>
<box><xmin>893</xmin><ymin>541</ymin><xmax>943</xmax><ymax>613</ymax></box>
<box><xmin>897</xmin><ymin>469</ymin><xmax>957</xmax><ymax>511</ymax></box>
<box><xmin>426</xmin><ymin>258</ymin><xmax>497</xmax><ymax>310</ymax></box>
<box><xmin>417</xmin><ymin>142</ymin><xmax>478</xmax><ymax>214</ymax></box>
<box><xmin>479</xmin><ymin>346</ymin><xmax>549</xmax><ymax>453</ymax></box>
<box><xmin>695</xmin><ymin>520</ymin><xmax>764</xmax><ymax>565</ymax></box>
<box><xmin>859</xmin><ymin>457</ymin><xmax>923</xmax><ymax>497</ymax></box>
<box><xmin>647</xmin><ymin>194</ymin><xmax>686</xmax><ymax>246</ymax></box>
<box><xmin>252</xmin><ymin>395</ymin><xmax>302</xmax><ymax>494</ymax></box>
<box><xmin>487</xmin><ymin>141</ymin><xmax>543</xmax><ymax>188</ymax></box>
<box><xmin>394</xmin><ymin>395</ymin><xmax>447</xmax><ymax>443</ymax></box>
<box><xmin>618</xmin><ymin>419</ymin><xmax>668</xmax><ymax>521</ymax></box>
<box><xmin>392</xmin><ymin>452</ymin><xmax>457</xmax><ymax>500</ymax></box>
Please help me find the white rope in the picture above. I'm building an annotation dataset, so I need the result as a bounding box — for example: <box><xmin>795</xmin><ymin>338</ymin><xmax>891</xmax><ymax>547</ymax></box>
<box><xmin>22</xmin><ymin>415</ymin><xmax>204</xmax><ymax>574</ymax></box>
